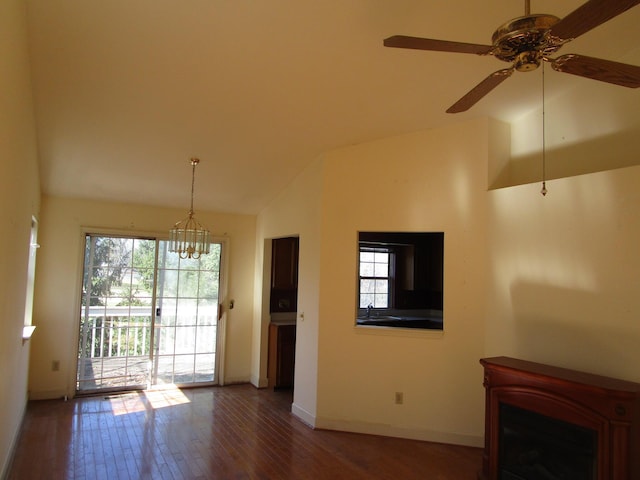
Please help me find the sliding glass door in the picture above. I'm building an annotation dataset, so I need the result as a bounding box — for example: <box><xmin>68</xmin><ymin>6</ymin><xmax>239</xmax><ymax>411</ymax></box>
<box><xmin>153</xmin><ymin>241</ymin><xmax>220</xmax><ymax>385</ymax></box>
<box><xmin>76</xmin><ymin>234</ymin><xmax>222</xmax><ymax>393</ymax></box>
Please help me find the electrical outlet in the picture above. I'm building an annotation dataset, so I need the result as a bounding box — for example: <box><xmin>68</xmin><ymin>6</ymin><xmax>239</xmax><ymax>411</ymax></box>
<box><xmin>52</xmin><ymin>360</ymin><xmax>60</xmax><ymax>371</ymax></box>
<box><xmin>395</xmin><ymin>391</ymin><xmax>404</xmax><ymax>405</ymax></box>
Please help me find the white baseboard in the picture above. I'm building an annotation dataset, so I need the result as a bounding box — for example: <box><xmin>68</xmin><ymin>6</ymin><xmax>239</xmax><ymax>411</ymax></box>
<box><xmin>250</xmin><ymin>374</ymin><xmax>269</xmax><ymax>389</ymax></box>
<box><xmin>1</xmin><ymin>400</ymin><xmax>28</xmax><ymax>480</ymax></box>
<box><xmin>291</xmin><ymin>402</ymin><xmax>316</xmax><ymax>428</ymax></box>
<box><xmin>314</xmin><ymin>416</ymin><xmax>483</xmax><ymax>448</ymax></box>
<box><xmin>221</xmin><ymin>375</ymin><xmax>251</xmax><ymax>386</ymax></box>
<box><xmin>28</xmin><ymin>389</ymin><xmax>68</xmax><ymax>401</ymax></box>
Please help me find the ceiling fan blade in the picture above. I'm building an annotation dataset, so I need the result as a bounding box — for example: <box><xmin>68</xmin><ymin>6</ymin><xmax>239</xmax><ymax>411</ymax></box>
<box><xmin>551</xmin><ymin>54</ymin><xmax>640</xmax><ymax>88</ymax></box>
<box><xmin>384</xmin><ymin>35</ymin><xmax>493</xmax><ymax>55</ymax></box>
<box><xmin>446</xmin><ymin>68</ymin><xmax>514</xmax><ymax>113</ymax></box>
<box><xmin>548</xmin><ymin>0</ymin><xmax>640</xmax><ymax>42</ymax></box>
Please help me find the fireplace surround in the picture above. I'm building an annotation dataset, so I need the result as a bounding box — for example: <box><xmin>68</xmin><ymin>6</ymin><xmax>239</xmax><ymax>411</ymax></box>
<box><xmin>479</xmin><ymin>357</ymin><xmax>640</xmax><ymax>480</ymax></box>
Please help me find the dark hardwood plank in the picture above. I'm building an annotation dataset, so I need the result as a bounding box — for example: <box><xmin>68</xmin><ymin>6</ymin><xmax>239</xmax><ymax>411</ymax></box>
<box><xmin>8</xmin><ymin>385</ymin><xmax>481</xmax><ymax>479</ymax></box>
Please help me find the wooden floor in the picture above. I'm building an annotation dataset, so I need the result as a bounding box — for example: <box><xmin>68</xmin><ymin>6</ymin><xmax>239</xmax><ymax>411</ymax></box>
<box><xmin>8</xmin><ymin>384</ymin><xmax>482</xmax><ymax>479</ymax></box>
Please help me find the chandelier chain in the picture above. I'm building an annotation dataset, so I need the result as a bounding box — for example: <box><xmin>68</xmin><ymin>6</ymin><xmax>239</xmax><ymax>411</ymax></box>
<box><xmin>189</xmin><ymin>158</ymin><xmax>198</xmax><ymax>215</ymax></box>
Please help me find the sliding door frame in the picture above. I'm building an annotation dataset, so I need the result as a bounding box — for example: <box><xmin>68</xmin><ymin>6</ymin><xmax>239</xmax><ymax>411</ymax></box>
<box><xmin>70</xmin><ymin>227</ymin><xmax>229</xmax><ymax>396</ymax></box>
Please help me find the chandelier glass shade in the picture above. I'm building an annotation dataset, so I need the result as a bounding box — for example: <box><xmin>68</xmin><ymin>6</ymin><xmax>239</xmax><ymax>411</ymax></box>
<box><xmin>168</xmin><ymin>158</ymin><xmax>211</xmax><ymax>259</ymax></box>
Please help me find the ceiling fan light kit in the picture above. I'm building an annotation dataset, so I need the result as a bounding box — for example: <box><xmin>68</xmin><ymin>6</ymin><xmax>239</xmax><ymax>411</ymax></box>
<box><xmin>384</xmin><ymin>0</ymin><xmax>640</xmax><ymax>113</ymax></box>
<box><xmin>491</xmin><ymin>14</ymin><xmax>562</xmax><ymax>70</ymax></box>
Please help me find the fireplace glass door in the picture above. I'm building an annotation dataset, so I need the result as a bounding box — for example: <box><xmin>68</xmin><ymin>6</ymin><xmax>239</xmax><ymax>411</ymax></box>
<box><xmin>499</xmin><ymin>403</ymin><xmax>597</xmax><ymax>480</ymax></box>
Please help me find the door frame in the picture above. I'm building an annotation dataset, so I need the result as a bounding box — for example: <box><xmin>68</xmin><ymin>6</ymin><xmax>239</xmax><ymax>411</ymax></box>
<box><xmin>70</xmin><ymin>227</ymin><xmax>230</xmax><ymax>396</ymax></box>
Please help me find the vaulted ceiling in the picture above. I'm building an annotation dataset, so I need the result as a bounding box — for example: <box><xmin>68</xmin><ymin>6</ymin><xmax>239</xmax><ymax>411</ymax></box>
<box><xmin>26</xmin><ymin>0</ymin><xmax>640</xmax><ymax>214</ymax></box>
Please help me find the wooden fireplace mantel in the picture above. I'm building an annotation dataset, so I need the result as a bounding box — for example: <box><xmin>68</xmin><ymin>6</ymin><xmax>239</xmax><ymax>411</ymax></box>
<box><xmin>479</xmin><ymin>356</ymin><xmax>640</xmax><ymax>480</ymax></box>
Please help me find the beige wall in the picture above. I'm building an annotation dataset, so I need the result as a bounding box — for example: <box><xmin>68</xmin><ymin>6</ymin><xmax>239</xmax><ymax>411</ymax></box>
<box><xmin>497</xmin><ymin>54</ymin><xmax>640</xmax><ymax>188</ymax></box>
<box><xmin>30</xmin><ymin>196</ymin><xmax>256</xmax><ymax>399</ymax></box>
<box><xmin>254</xmin><ymin>158</ymin><xmax>324</xmax><ymax>425</ymax></box>
<box><xmin>259</xmin><ymin>118</ymin><xmax>496</xmax><ymax>445</ymax></box>
<box><xmin>4</xmin><ymin>3</ymin><xmax>639</xmax><ymax>468</ymax></box>
<box><xmin>486</xmin><ymin>167</ymin><xmax>640</xmax><ymax>381</ymax></box>
<box><xmin>486</xmin><ymin>70</ymin><xmax>640</xmax><ymax>382</ymax></box>
<box><xmin>259</xmin><ymin>105</ymin><xmax>640</xmax><ymax>448</ymax></box>
<box><xmin>0</xmin><ymin>0</ymin><xmax>41</xmax><ymax>475</ymax></box>
<box><xmin>312</xmin><ymin>118</ymin><xmax>493</xmax><ymax>446</ymax></box>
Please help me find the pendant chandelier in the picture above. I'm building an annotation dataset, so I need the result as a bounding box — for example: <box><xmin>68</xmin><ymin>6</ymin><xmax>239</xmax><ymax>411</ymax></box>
<box><xmin>168</xmin><ymin>158</ymin><xmax>211</xmax><ymax>259</ymax></box>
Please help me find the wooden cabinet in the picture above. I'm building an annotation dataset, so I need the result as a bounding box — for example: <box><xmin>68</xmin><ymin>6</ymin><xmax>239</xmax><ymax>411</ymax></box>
<box><xmin>270</xmin><ymin>237</ymin><xmax>299</xmax><ymax>312</ymax></box>
<box><xmin>268</xmin><ymin>323</ymin><xmax>296</xmax><ymax>390</ymax></box>
<box><xmin>271</xmin><ymin>237</ymin><xmax>299</xmax><ymax>290</ymax></box>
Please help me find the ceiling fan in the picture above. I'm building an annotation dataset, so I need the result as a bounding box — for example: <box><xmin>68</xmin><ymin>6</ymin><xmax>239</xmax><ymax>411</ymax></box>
<box><xmin>384</xmin><ymin>0</ymin><xmax>640</xmax><ymax>113</ymax></box>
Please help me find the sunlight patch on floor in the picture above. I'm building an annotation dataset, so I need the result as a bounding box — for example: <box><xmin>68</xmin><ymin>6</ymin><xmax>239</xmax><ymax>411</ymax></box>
<box><xmin>109</xmin><ymin>385</ymin><xmax>191</xmax><ymax>415</ymax></box>
<box><xmin>145</xmin><ymin>385</ymin><xmax>191</xmax><ymax>409</ymax></box>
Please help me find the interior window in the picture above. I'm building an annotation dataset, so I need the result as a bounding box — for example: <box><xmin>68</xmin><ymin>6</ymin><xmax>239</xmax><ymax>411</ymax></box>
<box><xmin>357</xmin><ymin>232</ymin><xmax>444</xmax><ymax>330</ymax></box>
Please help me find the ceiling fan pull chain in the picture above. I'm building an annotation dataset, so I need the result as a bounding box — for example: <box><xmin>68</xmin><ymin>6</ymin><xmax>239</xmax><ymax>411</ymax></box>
<box><xmin>541</xmin><ymin>61</ymin><xmax>548</xmax><ymax>196</ymax></box>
